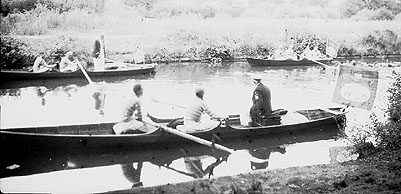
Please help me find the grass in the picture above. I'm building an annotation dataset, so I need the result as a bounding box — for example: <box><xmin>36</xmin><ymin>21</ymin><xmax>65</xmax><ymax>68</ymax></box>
<box><xmin>1</xmin><ymin>0</ymin><xmax>401</xmax><ymax>67</ymax></box>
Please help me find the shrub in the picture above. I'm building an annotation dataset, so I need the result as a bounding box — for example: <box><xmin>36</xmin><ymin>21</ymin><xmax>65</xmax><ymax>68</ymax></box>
<box><xmin>203</xmin><ymin>46</ymin><xmax>233</xmax><ymax>61</ymax></box>
<box><xmin>361</xmin><ymin>30</ymin><xmax>401</xmax><ymax>55</ymax></box>
<box><xmin>373</xmin><ymin>72</ymin><xmax>401</xmax><ymax>150</ymax></box>
<box><xmin>0</xmin><ymin>36</ymin><xmax>34</xmax><ymax>69</ymax></box>
<box><xmin>350</xmin><ymin>72</ymin><xmax>401</xmax><ymax>157</ymax></box>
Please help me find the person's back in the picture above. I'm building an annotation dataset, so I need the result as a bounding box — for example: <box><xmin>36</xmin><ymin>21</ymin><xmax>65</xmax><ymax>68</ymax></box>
<box><xmin>113</xmin><ymin>83</ymin><xmax>157</xmax><ymax>134</ymax></box>
<box><xmin>178</xmin><ymin>88</ymin><xmax>221</xmax><ymax>133</ymax></box>
<box><xmin>185</xmin><ymin>97</ymin><xmax>215</xmax><ymax>123</ymax></box>
<box><xmin>250</xmin><ymin>77</ymin><xmax>272</xmax><ymax>125</ymax></box>
<box><xmin>60</xmin><ymin>51</ymin><xmax>78</xmax><ymax>72</ymax></box>
<box><xmin>32</xmin><ymin>56</ymin><xmax>47</xmax><ymax>72</ymax></box>
<box><xmin>32</xmin><ymin>55</ymin><xmax>55</xmax><ymax>73</ymax></box>
<box><xmin>253</xmin><ymin>83</ymin><xmax>272</xmax><ymax>116</ymax></box>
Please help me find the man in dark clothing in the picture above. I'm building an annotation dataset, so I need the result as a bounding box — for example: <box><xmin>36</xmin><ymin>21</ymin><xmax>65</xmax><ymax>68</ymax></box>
<box><xmin>250</xmin><ymin>75</ymin><xmax>272</xmax><ymax>125</ymax></box>
<box><xmin>92</xmin><ymin>33</ymin><xmax>106</xmax><ymax>71</ymax></box>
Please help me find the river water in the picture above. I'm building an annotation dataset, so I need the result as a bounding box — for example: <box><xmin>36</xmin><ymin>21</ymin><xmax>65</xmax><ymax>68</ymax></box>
<box><xmin>0</xmin><ymin>61</ymin><xmax>395</xmax><ymax>193</ymax></box>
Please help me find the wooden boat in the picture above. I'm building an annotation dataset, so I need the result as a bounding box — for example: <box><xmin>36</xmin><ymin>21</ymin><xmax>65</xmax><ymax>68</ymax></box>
<box><xmin>0</xmin><ymin>62</ymin><xmax>156</xmax><ymax>81</ymax></box>
<box><xmin>0</xmin><ymin>107</ymin><xmax>346</xmax><ymax>153</ymax></box>
<box><xmin>246</xmin><ymin>57</ymin><xmax>333</xmax><ymax>67</ymax></box>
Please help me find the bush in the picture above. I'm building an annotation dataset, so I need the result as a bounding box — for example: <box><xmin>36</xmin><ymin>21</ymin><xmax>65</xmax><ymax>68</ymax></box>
<box><xmin>361</xmin><ymin>30</ymin><xmax>401</xmax><ymax>55</ymax></box>
<box><xmin>0</xmin><ymin>35</ymin><xmax>92</xmax><ymax>69</ymax></box>
<box><xmin>350</xmin><ymin>72</ymin><xmax>401</xmax><ymax>157</ymax></box>
<box><xmin>204</xmin><ymin>46</ymin><xmax>233</xmax><ymax>61</ymax></box>
<box><xmin>374</xmin><ymin>72</ymin><xmax>401</xmax><ymax>150</ymax></box>
<box><xmin>341</xmin><ymin>0</ymin><xmax>400</xmax><ymax>20</ymax></box>
<box><xmin>0</xmin><ymin>36</ymin><xmax>34</xmax><ymax>69</ymax></box>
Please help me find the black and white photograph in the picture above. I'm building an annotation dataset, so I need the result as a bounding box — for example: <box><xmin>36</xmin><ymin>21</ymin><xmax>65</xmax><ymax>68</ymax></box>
<box><xmin>1</xmin><ymin>0</ymin><xmax>400</xmax><ymax>193</ymax></box>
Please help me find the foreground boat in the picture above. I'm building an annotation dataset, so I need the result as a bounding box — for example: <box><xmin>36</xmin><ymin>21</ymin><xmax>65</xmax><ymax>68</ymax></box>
<box><xmin>246</xmin><ymin>57</ymin><xmax>333</xmax><ymax>67</ymax></box>
<box><xmin>0</xmin><ymin>107</ymin><xmax>346</xmax><ymax>153</ymax></box>
<box><xmin>0</xmin><ymin>62</ymin><xmax>156</xmax><ymax>81</ymax></box>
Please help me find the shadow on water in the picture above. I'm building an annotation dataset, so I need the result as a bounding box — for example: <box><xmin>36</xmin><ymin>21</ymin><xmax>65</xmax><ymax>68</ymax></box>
<box><xmin>0</xmin><ymin>125</ymin><xmax>342</xmax><ymax>180</ymax></box>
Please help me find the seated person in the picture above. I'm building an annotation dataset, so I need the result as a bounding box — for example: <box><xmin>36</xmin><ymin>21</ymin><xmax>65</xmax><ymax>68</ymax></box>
<box><xmin>32</xmin><ymin>53</ymin><xmax>56</xmax><ymax>72</ymax></box>
<box><xmin>177</xmin><ymin>88</ymin><xmax>223</xmax><ymax>133</ymax></box>
<box><xmin>59</xmin><ymin>51</ymin><xmax>79</xmax><ymax>72</ymax></box>
<box><xmin>249</xmin><ymin>76</ymin><xmax>272</xmax><ymax>126</ymax></box>
<box><xmin>274</xmin><ymin>47</ymin><xmax>285</xmax><ymax>60</ymax></box>
<box><xmin>309</xmin><ymin>46</ymin><xmax>324</xmax><ymax>60</ymax></box>
<box><xmin>113</xmin><ymin>83</ymin><xmax>158</xmax><ymax>134</ymax></box>
<box><xmin>300</xmin><ymin>45</ymin><xmax>314</xmax><ymax>59</ymax></box>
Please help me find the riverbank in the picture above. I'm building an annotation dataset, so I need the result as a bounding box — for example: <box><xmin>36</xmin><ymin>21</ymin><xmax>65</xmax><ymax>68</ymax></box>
<box><xmin>107</xmin><ymin>148</ymin><xmax>401</xmax><ymax>194</ymax></box>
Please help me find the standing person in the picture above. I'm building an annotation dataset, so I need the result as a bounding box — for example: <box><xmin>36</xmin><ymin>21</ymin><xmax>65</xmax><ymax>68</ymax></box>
<box><xmin>59</xmin><ymin>51</ymin><xmax>79</xmax><ymax>72</ymax></box>
<box><xmin>113</xmin><ymin>83</ymin><xmax>158</xmax><ymax>134</ymax></box>
<box><xmin>249</xmin><ymin>75</ymin><xmax>272</xmax><ymax>126</ymax></box>
<box><xmin>32</xmin><ymin>52</ymin><xmax>56</xmax><ymax>72</ymax></box>
<box><xmin>177</xmin><ymin>88</ymin><xmax>222</xmax><ymax>133</ymax></box>
<box><xmin>92</xmin><ymin>33</ymin><xmax>106</xmax><ymax>71</ymax></box>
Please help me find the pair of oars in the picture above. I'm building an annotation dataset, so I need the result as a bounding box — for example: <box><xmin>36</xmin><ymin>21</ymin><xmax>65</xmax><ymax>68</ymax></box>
<box><xmin>77</xmin><ymin>64</ymin><xmax>268</xmax><ymax>163</ymax></box>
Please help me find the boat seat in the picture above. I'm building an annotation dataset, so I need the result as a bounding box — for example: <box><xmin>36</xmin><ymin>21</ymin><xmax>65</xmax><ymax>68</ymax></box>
<box><xmin>227</xmin><ymin>115</ymin><xmax>241</xmax><ymax>125</ymax></box>
<box><xmin>257</xmin><ymin>114</ymin><xmax>282</xmax><ymax>126</ymax></box>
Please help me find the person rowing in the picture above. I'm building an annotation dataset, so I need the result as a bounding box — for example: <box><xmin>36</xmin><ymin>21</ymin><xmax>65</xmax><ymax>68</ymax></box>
<box><xmin>177</xmin><ymin>88</ymin><xmax>224</xmax><ymax>133</ymax></box>
<box><xmin>32</xmin><ymin>52</ymin><xmax>56</xmax><ymax>73</ymax></box>
<box><xmin>113</xmin><ymin>83</ymin><xmax>158</xmax><ymax>134</ymax></box>
<box><xmin>59</xmin><ymin>51</ymin><xmax>80</xmax><ymax>72</ymax></box>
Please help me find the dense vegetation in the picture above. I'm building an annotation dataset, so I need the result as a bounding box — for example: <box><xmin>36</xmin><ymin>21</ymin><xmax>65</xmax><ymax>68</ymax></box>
<box><xmin>349</xmin><ymin>71</ymin><xmax>401</xmax><ymax>158</ymax></box>
<box><xmin>1</xmin><ymin>0</ymin><xmax>400</xmax><ymax>68</ymax></box>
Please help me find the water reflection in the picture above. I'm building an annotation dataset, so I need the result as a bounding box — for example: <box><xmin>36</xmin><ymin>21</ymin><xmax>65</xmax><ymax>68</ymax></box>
<box><xmin>1</xmin><ymin>61</ymin><xmax>349</xmax><ymax>193</ymax></box>
<box><xmin>121</xmin><ymin>162</ymin><xmax>143</xmax><ymax>188</ymax></box>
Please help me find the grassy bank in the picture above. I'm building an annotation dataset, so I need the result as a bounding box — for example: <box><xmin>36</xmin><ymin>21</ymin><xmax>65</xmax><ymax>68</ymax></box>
<box><xmin>2</xmin><ymin>18</ymin><xmax>401</xmax><ymax>69</ymax></box>
<box><xmin>1</xmin><ymin>0</ymin><xmax>401</xmax><ymax>68</ymax></box>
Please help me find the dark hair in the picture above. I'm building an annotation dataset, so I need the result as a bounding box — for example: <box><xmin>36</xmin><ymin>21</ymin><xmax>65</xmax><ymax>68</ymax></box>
<box><xmin>195</xmin><ymin>88</ymin><xmax>204</xmax><ymax>98</ymax></box>
<box><xmin>133</xmin><ymin>84</ymin><xmax>142</xmax><ymax>95</ymax></box>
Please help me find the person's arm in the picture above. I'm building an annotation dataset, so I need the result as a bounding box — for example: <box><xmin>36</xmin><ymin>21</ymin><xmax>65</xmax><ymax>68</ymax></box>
<box><xmin>202</xmin><ymin>101</ymin><xmax>219</xmax><ymax>119</ymax></box>
<box><xmin>121</xmin><ymin>99</ymin><xmax>140</xmax><ymax>122</ymax></box>
<box><xmin>32</xmin><ymin>57</ymin><xmax>41</xmax><ymax>72</ymax></box>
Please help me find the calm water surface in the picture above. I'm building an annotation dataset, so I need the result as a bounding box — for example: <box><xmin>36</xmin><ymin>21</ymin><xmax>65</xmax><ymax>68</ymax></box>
<box><xmin>1</xmin><ymin>61</ymin><xmax>386</xmax><ymax>193</ymax></box>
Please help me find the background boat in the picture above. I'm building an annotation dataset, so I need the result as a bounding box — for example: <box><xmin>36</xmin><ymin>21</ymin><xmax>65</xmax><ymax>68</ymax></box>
<box><xmin>246</xmin><ymin>57</ymin><xmax>333</xmax><ymax>67</ymax></box>
<box><xmin>0</xmin><ymin>62</ymin><xmax>156</xmax><ymax>82</ymax></box>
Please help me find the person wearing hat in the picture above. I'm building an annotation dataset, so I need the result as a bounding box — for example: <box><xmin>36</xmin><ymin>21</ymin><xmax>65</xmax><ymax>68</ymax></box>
<box><xmin>177</xmin><ymin>88</ymin><xmax>222</xmax><ymax>133</ymax></box>
<box><xmin>113</xmin><ymin>83</ymin><xmax>158</xmax><ymax>134</ymax></box>
<box><xmin>92</xmin><ymin>33</ymin><xmax>106</xmax><ymax>71</ymax></box>
<box><xmin>250</xmin><ymin>75</ymin><xmax>272</xmax><ymax>126</ymax></box>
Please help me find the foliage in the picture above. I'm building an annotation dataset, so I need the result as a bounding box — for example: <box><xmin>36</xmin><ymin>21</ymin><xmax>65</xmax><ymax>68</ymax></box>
<box><xmin>0</xmin><ymin>35</ymin><xmax>34</xmax><ymax>69</ymax></box>
<box><xmin>39</xmin><ymin>36</ymin><xmax>92</xmax><ymax>66</ymax></box>
<box><xmin>203</xmin><ymin>46</ymin><xmax>233</xmax><ymax>61</ymax></box>
<box><xmin>361</xmin><ymin>30</ymin><xmax>401</xmax><ymax>55</ymax></box>
<box><xmin>290</xmin><ymin>34</ymin><xmax>328</xmax><ymax>55</ymax></box>
<box><xmin>350</xmin><ymin>72</ymin><xmax>401</xmax><ymax>158</ymax></box>
<box><xmin>352</xmin><ymin>8</ymin><xmax>395</xmax><ymax>21</ymax></box>
<box><xmin>1</xmin><ymin>0</ymin><xmax>98</xmax><ymax>16</ymax></box>
<box><xmin>370</xmin><ymin>72</ymin><xmax>401</xmax><ymax>150</ymax></box>
<box><xmin>341</xmin><ymin>0</ymin><xmax>401</xmax><ymax>20</ymax></box>
<box><xmin>1</xmin><ymin>35</ymin><xmax>92</xmax><ymax>69</ymax></box>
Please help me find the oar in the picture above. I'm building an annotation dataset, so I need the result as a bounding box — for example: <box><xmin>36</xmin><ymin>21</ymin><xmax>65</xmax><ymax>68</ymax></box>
<box><xmin>142</xmin><ymin>120</ymin><xmax>269</xmax><ymax>163</ymax></box>
<box><xmin>77</xmin><ymin>63</ymin><xmax>94</xmax><ymax>85</ymax></box>
<box><xmin>149</xmin><ymin>98</ymin><xmax>187</xmax><ymax>110</ymax></box>
<box><xmin>297</xmin><ymin>54</ymin><xmax>329</xmax><ymax>68</ymax></box>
